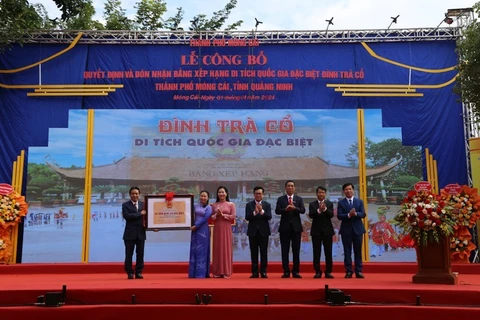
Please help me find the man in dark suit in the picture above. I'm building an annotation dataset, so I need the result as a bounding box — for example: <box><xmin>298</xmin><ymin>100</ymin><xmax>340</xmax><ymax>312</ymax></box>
<box><xmin>122</xmin><ymin>186</ymin><xmax>147</xmax><ymax>279</ymax></box>
<box><xmin>245</xmin><ymin>186</ymin><xmax>272</xmax><ymax>279</ymax></box>
<box><xmin>275</xmin><ymin>180</ymin><xmax>305</xmax><ymax>278</ymax></box>
<box><xmin>337</xmin><ymin>183</ymin><xmax>366</xmax><ymax>279</ymax></box>
<box><xmin>308</xmin><ymin>186</ymin><xmax>335</xmax><ymax>279</ymax></box>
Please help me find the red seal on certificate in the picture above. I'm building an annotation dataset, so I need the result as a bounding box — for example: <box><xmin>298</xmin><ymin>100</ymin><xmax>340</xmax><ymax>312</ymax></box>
<box><xmin>165</xmin><ymin>191</ymin><xmax>175</xmax><ymax>208</ymax></box>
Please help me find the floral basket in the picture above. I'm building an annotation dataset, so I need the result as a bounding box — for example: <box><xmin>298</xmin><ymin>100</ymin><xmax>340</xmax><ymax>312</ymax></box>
<box><xmin>450</xmin><ymin>227</ymin><xmax>476</xmax><ymax>261</ymax></box>
<box><xmin>0</xmin><ymin>190</ymin><xmax>28</xmax><ymax>262</ymax></box>
<box><xmin>0</xmin><ymin>191</ymin><xmax>28</xmax><ymax>227</ymax></box>
<box><xmin>441</xmin><ymin>185</ymin><xmax>480</xmax><ymax>260</ymax></box>
<box><xmin>0</xmin><ymin>228</ymin><xmax>12</xmax><ymax>261</ymax></box>
<box><xmin>393</xmin><ymin>190</ymin><xmax>455</xmax><ymax>246</ymax></box>
<box><xmin>441</xmin><ymin>185</ymin><xmax>480</xmax><ymax>229</ymax></box>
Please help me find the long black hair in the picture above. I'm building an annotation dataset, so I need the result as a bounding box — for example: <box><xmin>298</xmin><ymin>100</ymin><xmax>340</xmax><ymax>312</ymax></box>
<box><xmin>215</xmin><ymin>186</ymin><xmax>230</xmax><ymax>202</ymax></box>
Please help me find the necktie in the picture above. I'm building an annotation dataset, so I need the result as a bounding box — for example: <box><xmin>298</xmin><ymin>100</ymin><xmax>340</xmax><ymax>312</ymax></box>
<box><xmin>134</xmin><ymin>202</ymin><xmax>138</xmax><ymax>211</ymax></box>
<box><xmin>348</xmin><ymin>199</ymin><xmax>353</xmax><ymax>208</ymax></box>
<box><xmin>288</xmin><ymin>196</ymin><xmax>293</xmax><ymax>205</ymax></box>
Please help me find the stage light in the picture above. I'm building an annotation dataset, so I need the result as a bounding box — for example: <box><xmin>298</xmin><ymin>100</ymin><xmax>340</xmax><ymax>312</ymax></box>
<box><xmin>435</xmin><ymin>13</ymin><xmax>455</xmax><ymax>29</ymax></box>
<box><xmin>45</xmin><ymin>292</ymin><xmax>62</xmax><ymax>307</ymax></box>
<box><xmin>132</xmin><ymin>294</ymin><xmax>136</xmax><ymax>305</ymax></box>
<box><xmin>443</xmin><ymin>14</ymin><xmax>454</xmax><ymax>25</ymax></box>
<box><xmin>328</xmin><ymin>289</ymin><xmax>347</xmax><ymax>306</ymax></box>
<box><xmin>325</xmin><ymin>285</ymin><xmax>350</xmax><ymax>306</ymax></box>
<box><xmin>202</xmin><ymin>294</ymin><xmax>212</xmax><ymax>305</ymax></box>
<box><xmin>35</xmin><ymin>291</ymin><xmax>64</xmax><ymax>307</ymax></box>
<box><xmin>264</xmin><ymin>294</ymin><xmax>269</xmax><ymax>305</ymax></box>
<box><xmin>195</xmin><ymin>293</ymin><xmax>202</xmax><ymax>305</ymax></box>
<box><xmin>62</xmin><ymin>284</ymin><xmax>67</xmax><ymax>303</ymax></box>
<box><xmin>37</xmin><ymin>295</ymin><xmax>44</xmax><ymax>305</ymax></box>
<box><xmin>388</xmin><ymin>15</ymin><xmax>400</xmax><ymax>30</ymax></box>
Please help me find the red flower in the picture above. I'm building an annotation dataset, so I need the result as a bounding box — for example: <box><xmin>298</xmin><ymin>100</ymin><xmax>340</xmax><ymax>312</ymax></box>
<box><xmin>407</xmin><ymin>190</ymin><xmax>417</xmax><ymax>198</ymax></box>
<box><xmin>165</xmin><ymin>192</ymin><xmax>175</xmax><ymax>201</ymax></box>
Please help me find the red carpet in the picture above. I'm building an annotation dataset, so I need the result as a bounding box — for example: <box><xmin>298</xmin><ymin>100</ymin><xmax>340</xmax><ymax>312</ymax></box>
<box><xmin>1</xmin><ymin>262</ymin><xmax>479</xmax><ymax>320</ymax></box>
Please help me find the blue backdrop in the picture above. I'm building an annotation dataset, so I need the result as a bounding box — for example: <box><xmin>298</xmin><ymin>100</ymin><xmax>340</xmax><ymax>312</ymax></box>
<box><xmin>0</xmin><ymin>39</ymin><xmax>467</xmax><ymax>187</ymax></box>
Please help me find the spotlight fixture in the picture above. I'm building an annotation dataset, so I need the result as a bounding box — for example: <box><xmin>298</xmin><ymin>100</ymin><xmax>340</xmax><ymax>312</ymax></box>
<box><xmin>202</xmin><ymin>294</ymin><xmax>212</xmax><ymax>305</ymax></box>
<box><xmin>436</xmin><ymin>13</ymin><xmax>455</xmax><ymax>29</ymax></box>
<box><xmin>443</xmin><ymin>13</ymin><xmax>454</xmax><ymax>25</ymax></box>
<box><xmin>325</xmin><ymin>285</ymin><xmax>351</xmax><ymax>306</ymax></box>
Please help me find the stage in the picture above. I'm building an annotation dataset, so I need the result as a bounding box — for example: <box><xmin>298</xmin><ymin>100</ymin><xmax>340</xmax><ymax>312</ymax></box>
<box><xmin>1</xmin><ymin>262</ymin><xmax>480</xmax><ymax>320</ymax></box>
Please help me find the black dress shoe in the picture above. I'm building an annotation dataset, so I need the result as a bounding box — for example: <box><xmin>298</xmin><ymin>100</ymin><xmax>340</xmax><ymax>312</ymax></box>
<box><xmin>135</xmin><ymin>273</ymin><xmax>144</xmax><ymax>279</ymax></box>
<box><xmin>292</xmin><ymin>273</ymin><xmax>302</xmax><ymax>278</ymax></box>
<box><xmin>325</xmin><ymin>273</ymin><xmax>334</xmax><ymax>279</ymax></box>
<box><xmin>127</xmin><ymin>274</ymin><xmax>134</xmax><ymax>279</ymax></box>
<box><xmin>260</xmin><ymin>273</ymin><xmax>268</xmax><ymax>278</ymax></box>
<box><xmin>281</xmin><ymin>273</ymin><xmax>290</xmax><ymax>278</ymax></box>
<box><xmin>313</xmin><ymin>272</ymin><xmax>322</xmax><ymax>279</ymax></box>
<box><xmin>250</xmin><ymin>273</ymin><xmax>259</xmax><ymax>278</ymax></box>
<box><xmin>345</xmin><ymin>272</ymin><xmax>353</xmax><ymax>278</ymax></box>
<box><xmin>355</xmin><ymin>272</ymin><xmax>365</xmax><ymax>279</ymax></box>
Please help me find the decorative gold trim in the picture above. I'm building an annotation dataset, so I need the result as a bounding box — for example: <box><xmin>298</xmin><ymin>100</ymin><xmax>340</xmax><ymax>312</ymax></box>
<box><xmin>335</xmin><ymin>88</ymin><xmax>416</xmax><ymax>92</ymax></box>
<box><xmin>34</xmin><ymin>88</ymin><xmax>116</xmax><ymax>93</ymax></box>
<box><xmin>361</xmin><ymin>42</ymin><xmax>456</xmax><ymax>73</ymax></box>
<box><xmin>0</xmin><ymin>84</ymin><xmax>124</xmax><ymax>89</ymax></box>
<box><xmin>327</xmin><ymin>74</ymin><xmax>457</xmax><ymax>89</ymax></box>
<box><xmin>0</xmin><ymin>33</ymin><xmax>83</xmax><ymax>74</ymax></box>
<box><xmin>342</xmin><ymin>93</ymin><xmax>423</xmax><ymax>97</ymax></box>
<box><xmin>27</xmin><ymin>92</ymin><xmax>109</xmax><ymax>96</ymax></box>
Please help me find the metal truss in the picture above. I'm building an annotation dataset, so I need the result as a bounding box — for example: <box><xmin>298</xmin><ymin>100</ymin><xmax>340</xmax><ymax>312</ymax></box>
<box><xmin>20</xmin><ymin>27</ymin><xmax>461</xmax><ymax>45</ymax></box>
<box><xmin>449</xmin><ymin>7</ymin><xmax>480</xmax><ymax>262</ymax></box>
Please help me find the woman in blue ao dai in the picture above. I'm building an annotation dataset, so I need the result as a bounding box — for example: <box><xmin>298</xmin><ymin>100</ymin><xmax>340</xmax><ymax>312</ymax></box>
<box><xmin>188</xmin><ymin>190</ymin><xmax>212</xmax><ymax>278</ymax></box>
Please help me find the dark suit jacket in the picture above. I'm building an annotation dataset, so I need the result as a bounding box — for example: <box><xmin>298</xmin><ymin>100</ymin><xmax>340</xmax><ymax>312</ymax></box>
<box><xmin>122</xmin><ymin>200</ymin><xmax>147</xmax><ymax>241</ymax></box>
<box><xmin>275</xmin><ymin>194</ymin><xmax>305</xmax><ymax>233</ymax></box>
<box><xmin>245</xmin><ymin>200</ymin><xmax>272</xmax><ymax>237</ymax></box>
<box><xmin>308</xmin><ymin>199</ymin><xmax>334</xmax><ymax>236</ymax></box>
<box><xmin>337</xmin><ymin>197</ymin><xmax>366</xmax><ymax>236</ymax></box>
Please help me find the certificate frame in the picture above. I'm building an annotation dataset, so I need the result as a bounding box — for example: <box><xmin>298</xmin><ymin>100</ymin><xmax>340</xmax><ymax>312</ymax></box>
<box><xmin>144</xmin><ymin>194</ymin><xmax>194</xmax><ymax>231</ymax></box>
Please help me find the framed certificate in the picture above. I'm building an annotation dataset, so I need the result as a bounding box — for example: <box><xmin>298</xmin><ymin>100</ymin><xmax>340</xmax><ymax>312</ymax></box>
<box><xmin>144</xmin><ymin>194</ymin><xmax>194</xmax><ymax>231</ymax></box>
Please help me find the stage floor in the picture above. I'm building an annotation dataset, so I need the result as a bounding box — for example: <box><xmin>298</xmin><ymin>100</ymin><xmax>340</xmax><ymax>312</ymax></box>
<box><xmin>1</xmin><ymin>262</ymin><xmax>480</xmax><ymax>307</ymax></box>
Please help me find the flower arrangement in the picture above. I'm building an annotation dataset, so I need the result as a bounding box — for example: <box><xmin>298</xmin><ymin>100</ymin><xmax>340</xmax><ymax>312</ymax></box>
<box><xmin>0</xmin><ymin>189</ymin><xmax>28</xmax><ymax>262</ymax></box>
<box><xmin>393</xmin><ymin>190</ymin><xmax>456</xmax><ymax>246</ymax></box>
<box><xmin>441</xmin><ymin>185</ymin><xmax>480</xmax><ymax>261</ymax></box>
<box><xmin>449</xmin><ymin>227</ymin><xmax>476</xmax><ymax>260</ymax></box>
<box><xmin>441</xmin><ymin>185</ymin><xmax>480</xmax><ymax>229</ymax></box>
<box><xmin>0</xmin><ymin>228</ymin><xmax>12</xmax><ymax>261</ymax></box>
<box><xmin>0</xmin><ymin>191</ymin><xmax>28</xmax><ymax>227</ymax></box>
